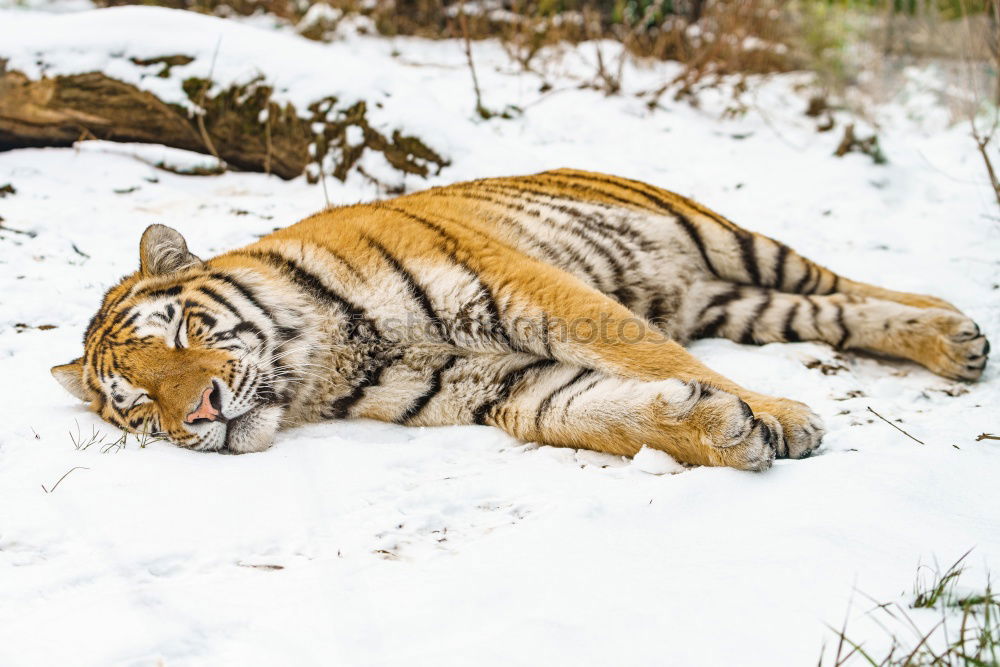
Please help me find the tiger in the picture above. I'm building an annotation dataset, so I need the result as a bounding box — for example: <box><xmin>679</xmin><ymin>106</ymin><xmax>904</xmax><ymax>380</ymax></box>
<box><xmin>51</xmin><ymin>169</ymin><xmax>990</xmax><ymax>471</ymax></box>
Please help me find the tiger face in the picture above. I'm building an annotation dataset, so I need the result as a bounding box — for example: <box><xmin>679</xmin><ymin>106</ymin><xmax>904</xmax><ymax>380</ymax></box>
<box><xmin>51</xmin><ymin>225</ymin><xmax>304</xmax><ymax>453</ymax></box>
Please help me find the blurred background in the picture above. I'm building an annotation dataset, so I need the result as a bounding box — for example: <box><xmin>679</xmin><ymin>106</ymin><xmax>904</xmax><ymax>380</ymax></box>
<box><xmin>1</xmin><ymin>0</ymin><xmax>997</xmax><ymax>206</ymax></box>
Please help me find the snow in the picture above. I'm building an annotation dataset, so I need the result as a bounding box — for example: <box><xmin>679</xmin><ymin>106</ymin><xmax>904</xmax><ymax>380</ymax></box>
<box><xmin>1</xmin><ymin>6</ymin><xmax>999</xmax><ymax>666</ymax></box>
<box><xmin>630</xmin><ymin>444</ymin><xmax>685</xmax><ymax>475</ymax></box>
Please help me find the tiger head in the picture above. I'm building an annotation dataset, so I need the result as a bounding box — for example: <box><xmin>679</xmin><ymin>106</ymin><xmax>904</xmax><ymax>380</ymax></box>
<box><xmin>51</xmin><ymin>225</ymin><xmax>312</xmax><ymax>453</ymax></box>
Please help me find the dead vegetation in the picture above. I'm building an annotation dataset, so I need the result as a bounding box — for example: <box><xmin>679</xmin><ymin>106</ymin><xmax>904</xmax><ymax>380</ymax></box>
<box><xmin>0</xmin><ymin>64</ymin><xmax>448</xmax><ymax>184</ymax></box>
<box><xmin>835</xmin><ymin>123</ymin><xmax>889</xmax><ymax>164</ymax></box>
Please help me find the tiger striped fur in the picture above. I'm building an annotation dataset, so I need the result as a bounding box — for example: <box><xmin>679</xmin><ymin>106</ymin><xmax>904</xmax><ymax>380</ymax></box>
<box><xmin>51</xmin><ymin>169</ymin><xmax>990</xmax><ymax>471</ymax></box>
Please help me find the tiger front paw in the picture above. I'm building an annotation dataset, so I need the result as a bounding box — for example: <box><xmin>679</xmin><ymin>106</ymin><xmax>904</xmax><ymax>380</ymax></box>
<box><xmin>745</xmin><ymin>396</ymin><xmax>825</xmax><ymax>459</ymax></box>
<box><xmin>684</xmin><ymin>384</ymin><xmax>780</xmax><ymax>472</ymax></box>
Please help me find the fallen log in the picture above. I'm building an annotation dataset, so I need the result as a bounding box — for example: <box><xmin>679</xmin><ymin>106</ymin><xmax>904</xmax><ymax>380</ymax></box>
<box><xmin>0</xmin><ymin>61</ymin><xmax>448</xmax><ymax>183</ymax></box>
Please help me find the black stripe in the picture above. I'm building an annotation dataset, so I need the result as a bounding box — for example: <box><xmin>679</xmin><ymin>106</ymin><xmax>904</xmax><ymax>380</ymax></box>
<box><xmin>773</xmin><ymin>244</ymin><xmax>789</xmax><ymax>290</ymax></box>
<box><xmin>84</xmin><ymin>311</ymin><xmax>103</xmax><ymax>345</ymax></box>
<box><xmin>499</xmin><ymin>219</ymin><xmax>568</xmax><ymax>267</ymax></box>
<box><xmin>475</xmin><ymin>182</ymin><xmax>649</xmax><ymax>276</ymax></box>
<box><xmin>385</xmin><ymin>205</ymin><xmax>512</xmax><ymax>348</ymax></box>
<box><xmin>254</xmin><ymin>377</ymin><xmax>279</xmax><ymax>403</ymax></box>
<box><xmin>325</xmin><ymin>353</ymin><xmax>400</xmax><ymax>419</ymax></box>
<box><xmin>233</xmin><ymin>365</ymin><xmax>257</xmax><ymax>401</ymax></box>
<box><xmin>208</xmin><ymin>273</ymin><xmax>276</xmax><ymax>323</ymax></box>
<box><xmin>540</xmin><ymin>176</ymin><xmax>731</xmax><ymax>291</ymax></box>
<box><xmin>382</xmin><ymin>204</ymin><xmax>461</xmax><ymax>254</ymax></box>
<box><xmin>834</xmin><ymin>304</ymin><xmax>850</xmax><ymax>348</ymax></box>
<box><xmin>646</xmin><ymin>294</ymin><xmax>668</xmax><ymax>327</ymax></box>
<box><xmin>473</xmin><ymin>359</ymin><xmax>556</xmax><ymax>425</ymax></box>
<box><xmin>696</xmin><ymin>286</ymin><xmax>743</xmax><ymax>321</ymax></box>
<box><xmin>554</xmin><ymin>170</ymin><xmax>738</xmax><ymax>227</ymax></box>
<box><xmin>118</xmin><ymin>311</ymin><xmax>140</xmax><ymax>334</ymax></box>
<box><xmin>563</xmin><ymin>222</ymin><xmax>636</xmax><ymax>306</ymax></box>
<box><xmin>792</xmin><ymin>263</ymin><xmax>813</xmax><ymax>294</ymax></box>
<box><xmin>551</xmin><ymin>240</ymin><xmax>608</xmax><ymax>291</ymax></box>
<box><xmin>736</xmin><ymin>232</ymin><xmax>761</xmax><ymax>285</ymax></box>
<box><xmin>675</xmin><ymin>217</ymin><xmax>719</xmax><ymax>277</ymax></box>
<box><xmin>246</xmin><ymin>250</ymin><xmax>375</xmax><ymax>340</ymax></box>
<box><xmin>86</xmin><ymin>287</ymin><xmax>133</xmax><ymax>343</ymax></box>
<box><xmin>534</xmin><ymin>368</ymin><xmax>594</xmax><ymax>431</ymax></box>
<box><xmin>484</xmin><ymin>211</ymin><xmax>609</xmax><ymax>290</ymax></box>
<box><xmin>196</xmin><ymin>285</ymin><xmax>242</xmax><ymax>318</ymax></box>
<box><xmin>231</xmin><ymin>320</ymin><xmax>265</xmax><ymax>342</ymax></box>
<box><xmin>91</xmin><ymin>310</ymin><xmax>141</xmax><ymax>370</ymax></box>
<box><xmin>475</xmin><ymin>181</ymin><xmax>619</xmax><ymax>212</ymax></box>
<box><xmin>457</xmin><ymin>195</ymin><xmax>613</xmax><ymax>291</ymax></box>
<box><xmin>562</xmin><ymin>377</ymin><xmax>602</xmax><ymax>413</ymax></box>
<box><xmin>310</xmin><ymin>242</ymin><xmax>366</xmax><ymax>281</ymax></box>
<box><xmin>804</xmin><ymin>296</ymin><xmax>822</xmax><ymax>338</ymax></box>
<box><xmin>397</xmin><ymin>355</ymin><xmax>458</xmax><ymax>424</ymax></box>
<box><xmin>205</xmin><ymin>274</ymin><xmax>294</xmax><ymax>346</ymax></box>
<box><xmin>102</xmin><ymin>308</ymin><xmax>135</xmax><ymax>338</ymax></box>
<box><xmin>739</xmin><ymin>294</ymin><xmax>772</xmax><ymax>344</ymax></box>
<box><xmin>529</xmin><ymin>174</ymin><xmax>655</xmax><ymax>211</ymax></box>
<box><xmin>436</xmin><ymin>190</ymin><xmax>571</xmax><ymax>267</ymax></box>
<box><xmin>85</xmin><ymin>376</ymin><xmax>103</xmax><ymax>399</ymax></box>
<box><xmin>535</xmin><ymin>173</ymin><xmax>722</xmax><ymax>277</ymax></box>
<box><xmin>805</xmin><ymin>265</ymin><xmax>822</xmax><ymax>294</ymax></box>
<box><xmin>139</xmin><ymin>285</ymin><xmax>183</xmax><ymax>299</ymax></box>
<box><xmin>820</xmin><ymin>269</ymin><xmax>838</xmax><ymax>295</ymax></box>
<box><xmin>365</xmin><ymin>235</ymin><xmax>445</xmax><ymax>339</ymax></box>
<box><xmin>782</xmin><ymin>303</ymin><xmax>800</xmax><ymax>342</ymax></box>
<box><xmin>540</xmin><ymin>313</ymin><xmax>552</xmax><ymax>357</ymax></box>
<box><xmin>448</xmin><ymin>186</ymin><xmax>647</xmax><ymax>304</ymax></box>
<box><xmin>692</xmin><ymin>313</ymin><xmax>728</xmax><ymax>340</ymax></box>
<box><xmin>475</xmin><ymin>182</ymin><xmax>658</xmax><ymax>253</ymax></box>
<box><xmin>189</xmin><ymin>311</ymin><xmax>217</xmax><ymax>330</ymax></box>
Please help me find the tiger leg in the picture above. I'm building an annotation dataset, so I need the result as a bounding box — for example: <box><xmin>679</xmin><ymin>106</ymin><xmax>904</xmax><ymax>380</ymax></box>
<box><xmin>543</xmin><ymin>169</ymin><xmax>959</xmax><ymax>313</ymax></box>
<box><xmin>835</xmin><ymin>278</ymin><xmax>959</xmax><ymax>312</ymax></box>
<box><xmin>407</xmin><ymin>355</ymin><xmax>778</xmax><ymax>470</ymax></box>
<box><xmin>698</xmin><ymin>224</ymin><xmax>959</xmax><ymax>312</ymax></box>
<box><xmin>632</xmin><ymin>183</ymin><xmax>962</xmax><ymax>313</ymax></box>
<box><xmin>486</xmin><ymin>270</ymin><xmax>825</xmax><ymax>459</ymax></box>
<box><xmin>688</xmin><ymin>283</ymin><xmax>989</xmax><ymax>381</ymax></box>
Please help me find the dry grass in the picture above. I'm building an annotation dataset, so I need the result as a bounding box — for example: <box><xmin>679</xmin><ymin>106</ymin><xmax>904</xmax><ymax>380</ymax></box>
<box><xmin>69</xmin><ymin>419</ymin><xmax>168</xmax><ymax>453</ymax></box>
<box><xmin>821</xmin><ymin>551</ymin><xmax>1000</xmax><ymax>666</ymax></box>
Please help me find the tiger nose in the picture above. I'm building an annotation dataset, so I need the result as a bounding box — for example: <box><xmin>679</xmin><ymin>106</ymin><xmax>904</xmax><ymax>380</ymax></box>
<box><xmin>185</xmin><ymin>384</ymin><xmax>221</xmax><ymax>424</ymax></box>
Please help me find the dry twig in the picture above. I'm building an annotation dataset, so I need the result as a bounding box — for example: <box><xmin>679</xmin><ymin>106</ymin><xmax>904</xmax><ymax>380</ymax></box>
<box><xmin>960</xmin><ymin>0</ymin><xmax>1000</xmax><ymax>214</ymax></box>
<box><xmin>867</xmin><ymin>406</ymin><xmax>925</xmax><ymax>445</ymax></box>
<box><xmin>458</xmin><ymin>0</ymin><xmax>488</xmax><ymax>119</ymax></box>
<box><xmin>196</xmin><ymin>35</ymin><xmax>226</xmax><ymax>168</ymax></box>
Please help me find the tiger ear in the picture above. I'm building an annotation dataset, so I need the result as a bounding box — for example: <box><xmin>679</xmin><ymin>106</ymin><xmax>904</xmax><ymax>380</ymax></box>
<box><xmin>51</xmin><ymin>358</ymin><xmax>91</xmax><ymax>402</ymax></box>
<box><xmin>139</xmin><ymin>224</ymin><xmax>204</xmax><ymax>276</ymax></box>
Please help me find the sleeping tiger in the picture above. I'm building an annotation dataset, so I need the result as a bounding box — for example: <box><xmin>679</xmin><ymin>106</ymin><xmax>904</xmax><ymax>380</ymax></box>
<box><xmin>52</xmin><ymin>169</ymin><xmax>989</xmax><ymax>471</ymax></box>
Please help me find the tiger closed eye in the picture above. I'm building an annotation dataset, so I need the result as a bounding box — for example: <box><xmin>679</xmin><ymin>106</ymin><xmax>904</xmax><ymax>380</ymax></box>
<box><xmin>127</xmin><ymin>394</ymin><xmax>151</xmax><ymax>410</ymax></box>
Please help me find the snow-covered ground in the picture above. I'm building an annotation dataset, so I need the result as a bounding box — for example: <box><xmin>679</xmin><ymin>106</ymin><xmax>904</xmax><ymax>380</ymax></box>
<box><xmin>1</xmin><ymin>5</ymin><xmax>998</xmax><ymax>665</ymax></box>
